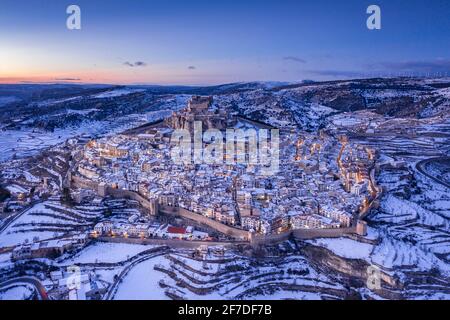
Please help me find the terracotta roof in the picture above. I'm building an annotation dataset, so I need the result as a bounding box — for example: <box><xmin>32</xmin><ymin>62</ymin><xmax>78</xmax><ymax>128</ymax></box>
<box><xmin>167</xmin><ymin>226</ymin><xmax>186</xmax><ymax>234</ymax></box>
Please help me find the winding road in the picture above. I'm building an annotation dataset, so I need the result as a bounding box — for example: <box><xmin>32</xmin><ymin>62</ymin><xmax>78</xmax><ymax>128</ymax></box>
<box><xmin>416</xmin><ymin>156</ymin><xmax>450</xmax><ymax>188</ymax></box>
<box><xmin>103</xmin><ymin>246</ymin><xmax>171</xmax><ymax>300</ymax></box>
<box><xmin>0</xmin><ymin>276</ymin><xmax>48</xmax><ymax>300</ymax></box>
<box><xmin>0</xmin><ymin>200</ymin><xmax>42</xmax><ymax>235</ymax></box>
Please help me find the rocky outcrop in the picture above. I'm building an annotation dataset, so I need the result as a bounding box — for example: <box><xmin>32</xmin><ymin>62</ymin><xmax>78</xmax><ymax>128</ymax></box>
<box><xmin>301</xmin><ymin>243</ymin><xmax>403</xmax><ymax>299</ymax></box>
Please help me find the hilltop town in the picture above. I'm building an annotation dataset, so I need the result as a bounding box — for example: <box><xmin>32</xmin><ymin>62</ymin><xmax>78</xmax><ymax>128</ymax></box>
<box><xmin>67</xmin><ymin>96</ymin><xmax>377</xmax><ymax>243</ymax></box>
<box><xmin>0</xmin><ymin>78</ymin><xmax>448</xmax><ymax>300</ymax></box>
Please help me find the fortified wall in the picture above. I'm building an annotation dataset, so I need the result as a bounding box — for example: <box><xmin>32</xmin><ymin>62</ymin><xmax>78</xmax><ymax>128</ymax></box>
<box><xmin>97</xmin><ymin>236</ymin><xmax>243</xmax><ymax>249</ymax></box>
<box><xmin>71</xmin><ymin>175</ymin><xmax>99</xmax><ymax>190</ymax></box>
<box><xmin>159</xmin><ymin>205</ymin><xmax>250</xmax><ymax>241</ymax></box>
<box><xmin>249</xmin><ymin>226</ymin><xmax>361</xmax><ymax>246</ymax></box>
<box><xmin>71</xmin><ymin>177</ymin><xmax>159</xmax><ymax>215</ymax></box>
<box><xmin>106</xmin><ymin>186</ymin><xmax>159</xmax><ymax>215</ymax></box>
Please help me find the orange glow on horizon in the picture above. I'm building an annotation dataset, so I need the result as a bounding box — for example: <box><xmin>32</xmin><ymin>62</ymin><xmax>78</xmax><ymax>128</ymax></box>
<box><xmin>0</xmin><ymin>65</ymin><xmax>231</xmax><ymax>85</ymax></box>
<box><xmin>0</xmin><ymin>71</ymin><xmax>150</xmax><ymax>85</ymax></box>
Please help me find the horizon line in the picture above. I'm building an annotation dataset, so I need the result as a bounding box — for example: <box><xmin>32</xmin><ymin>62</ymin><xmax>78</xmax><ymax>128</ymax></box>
<box><xmin>1</xmin><ymin>76</ymin><xmax>448</xmax><ymax>88</ymax></box>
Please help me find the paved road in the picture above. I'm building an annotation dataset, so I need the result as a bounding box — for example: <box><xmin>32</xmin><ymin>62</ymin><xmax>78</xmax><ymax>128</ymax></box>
<box><xmin>104</xmin><ymin>247</ymin><xmax>170</xmax><ymax>300</ymax></box>
<box><xmin>0</xmin><ymin>276</ymin><xmax>48</xmax><ymax>300</ymax></box>
<box><xmin>97</xmin><ymin>236</ymin><xmax>246</xmax><ymax>249</ymax></box>
<box><xmin>0</xmin><ymin>201</ymin><xmax>41</xmax><ymax>235</ymax></box>
<box><xmin>416</xmin><ymin>157</ymin><xmax>450</xmax><ymax>188</ymax></box>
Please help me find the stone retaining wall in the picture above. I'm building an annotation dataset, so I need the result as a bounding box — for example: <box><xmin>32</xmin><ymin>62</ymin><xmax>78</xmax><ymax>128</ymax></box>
<box><xmin>106</xmin><ymin>187</ymin><xmax>158</xmax><ymax>215</ymax></box>
<box><xmin>250</xmin><ymin>227</ymin><xmax>357</xmax><ymax>246</ymax></box>
<box><xmin>71</xmin><ymin>175</ymin><xmax>98</xmax><ymax>190</ymax></box>
<box><xmin>97</xmin><ymin>236</ymin><xmax>241</xmax><ymax>249</ymax></box>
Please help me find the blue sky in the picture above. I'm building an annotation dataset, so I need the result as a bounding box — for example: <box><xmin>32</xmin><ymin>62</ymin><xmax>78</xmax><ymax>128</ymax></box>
<box><xmin>0</xmin><ymin>0</ymin><xmax>449</xmax><ymax>84</ymax></box>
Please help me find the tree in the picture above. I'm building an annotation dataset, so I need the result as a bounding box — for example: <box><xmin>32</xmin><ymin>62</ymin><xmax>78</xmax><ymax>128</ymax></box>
<box><xmin>61</xmin><ymin>187</ymin><xmax>73</xmax><ymax>205</ymax></box>
<box><xmin>48</xmin><ymin>249</ymin><xmax>61</xmax><ymax>259</ymax></box>
<box><xmin>29</xmin><ymin>187</ymin><xmax>36</xmax><ymax>198</ymax></box>
<box><xmin>0</xmin><ymin>187</ymin><xmax>11</xmax><ymax>202</ymax></box>
<box><xmin>104</xmin><ymin>208</ymin><xmax>113</xmax><ymax>218</ymax></box>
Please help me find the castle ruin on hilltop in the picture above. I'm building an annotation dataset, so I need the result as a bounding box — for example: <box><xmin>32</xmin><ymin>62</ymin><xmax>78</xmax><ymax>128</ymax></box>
<box><xmin>164</xmin><ymin>96</ymin><xmax>236</xmax><ymax>132</ymax></box>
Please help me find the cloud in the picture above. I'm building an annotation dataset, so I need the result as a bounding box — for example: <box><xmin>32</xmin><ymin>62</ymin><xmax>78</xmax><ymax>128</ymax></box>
<box><xmin>283</xmin><ymin>56</ymin><xmax>307</xmax><ymax>64</ymax></box>
<box><xmin>54</xmin><ymin>77</ymin><xmax>81</xmax><ymax>81</ymax></box>
<box><xmin>123</xmin><ymin>61</ymin><xmax>147</xmax><ymax>67</ymax></box>
<box><xmin>188</xmin><ymin>66</ymin><xmax>196</xmax><ymax>70</ymax></box>
<box><xmin>307</xmin><ymin>58</ymin><xmax>450</xmax><ymax>80</ymax></box>
<box><xmin>370</xmin><ymin>59</ymin><xmax>450</xmax><ymax>74</ymax></box>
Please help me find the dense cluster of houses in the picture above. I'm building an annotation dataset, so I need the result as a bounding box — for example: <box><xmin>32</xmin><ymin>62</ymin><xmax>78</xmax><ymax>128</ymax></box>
<box><xmin>92</xmin><ymin>221</ymin><xmax>209</xmax><ymax>241</ymax></box>
<box><xmin>49</xmin><ymin>268</ymin><xmax>106</xmax><ymax>300</ymax></box>
<box><xmin>11</xmin><ymin>233</ymin><xmax>90</xmax><ymax>261</ymax></box>
<box><xmin>72</xmin><ymin>96</ymin><xmax>375</xmax><ymax>236</ymax></box>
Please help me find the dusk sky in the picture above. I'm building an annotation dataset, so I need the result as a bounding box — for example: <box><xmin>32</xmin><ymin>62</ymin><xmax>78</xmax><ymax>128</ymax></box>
<box><xmin>0</xmin><ymin>0</ymin><xmax>449</xmax><ymax>85</ymax></box>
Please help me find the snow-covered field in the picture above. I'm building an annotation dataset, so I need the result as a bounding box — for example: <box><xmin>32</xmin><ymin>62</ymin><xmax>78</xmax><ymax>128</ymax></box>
<box><xmin>0</xmin><ymin>252</ymin><xmax>12</xmax><ymax>269</ymax></box>
<box><xmin>371</xmin><ymin>235</ymin><xmax>448</xmax><ymax>273</ymax></box>
<box><xmin>112</xmin><ymin>251</ymin><xmax>350</xmax><ymax>300</ymax></box>
<box><xmin>0</xmin><ymin>96</ymin><xmax>19</xmax><ymax>107</ymax></box>
<box><xmin>0</xmin><ymin>93</ymin><xmax>189</xmax><ymax>164</ymax></box>
<box><xmin>0</xmin><ymin>202</ymin><xmax>68</xmax><ymax>247</ymax></box>
<box><xmin>91</xmin><ymin>88</ymin><xmax>145</xmax><ymax>99</ymax></box>
<box><xmin>306</xmin><ymin>238</ymin><xmax>374</xmax><ymax>261</ymax></box>
<box><xmin>0</xmin><ymin>128</ymin><xmax>75</xmax><ymax>163</ymax></box>
<box><xmin>114</xmin><ymin>255</ymin><xmax>171</xmax><ymax>300</ymax></box>
<box><xmin>62</xmin><ymin>242</ymin><xmax>157</xmax><ymax>264</ymax></box>
<box><xmin>0</xmin><ymin>285</ymin><xmax>34</xmax><ymax>300</ymax></box>
<box><xmin>0</xmin><ymin>201</ymin><xmax>102</xmax><ymax>248</ymax></box>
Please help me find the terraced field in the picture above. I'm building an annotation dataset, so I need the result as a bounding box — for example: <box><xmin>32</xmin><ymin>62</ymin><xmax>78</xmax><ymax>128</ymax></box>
<box><xmin>0</xmin><ymin>198</ymin><xmax>105</xmax><ymax>248</ymax></box>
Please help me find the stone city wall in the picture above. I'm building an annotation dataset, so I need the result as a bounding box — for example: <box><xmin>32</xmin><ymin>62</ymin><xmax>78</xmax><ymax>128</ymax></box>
<box><xmin>106</xmin><ymin>187</ymin><xmax>158</xmax><ymax>215</ymax></box>
<box><xmin>71</xmin><ymin>175</ymin><xmax>98</xmax><ymax>190</ymax></box>
<box><xmin>71</xmin><ymin>175</ymin><xmax>158</xmax><ymax>215</ymax></box>
<box><xmin>97</xmin><ymin>236</ymin><xmax>242</xmax><ymax>249</ymax></box>
<box><xmin>159</xmin><ymin>205</ymin><xmax>250</xmax><ymax>241</ymax></box>
<box><xmin>292</xmin><ymin>226</ymin><xmax>357</xmax><ymax>239</ymax></box>
<box><xmin>250</xmin><ymin>227</ymin><xmax>357</xmax><ymax>246</ymax></box>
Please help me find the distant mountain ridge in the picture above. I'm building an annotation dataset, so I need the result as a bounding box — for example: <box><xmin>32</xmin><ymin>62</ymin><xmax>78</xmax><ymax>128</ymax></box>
<box><xmin>0</xmin><ymin>77</ymin><xmax>448</xmax><ymax>133</ymax></box>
